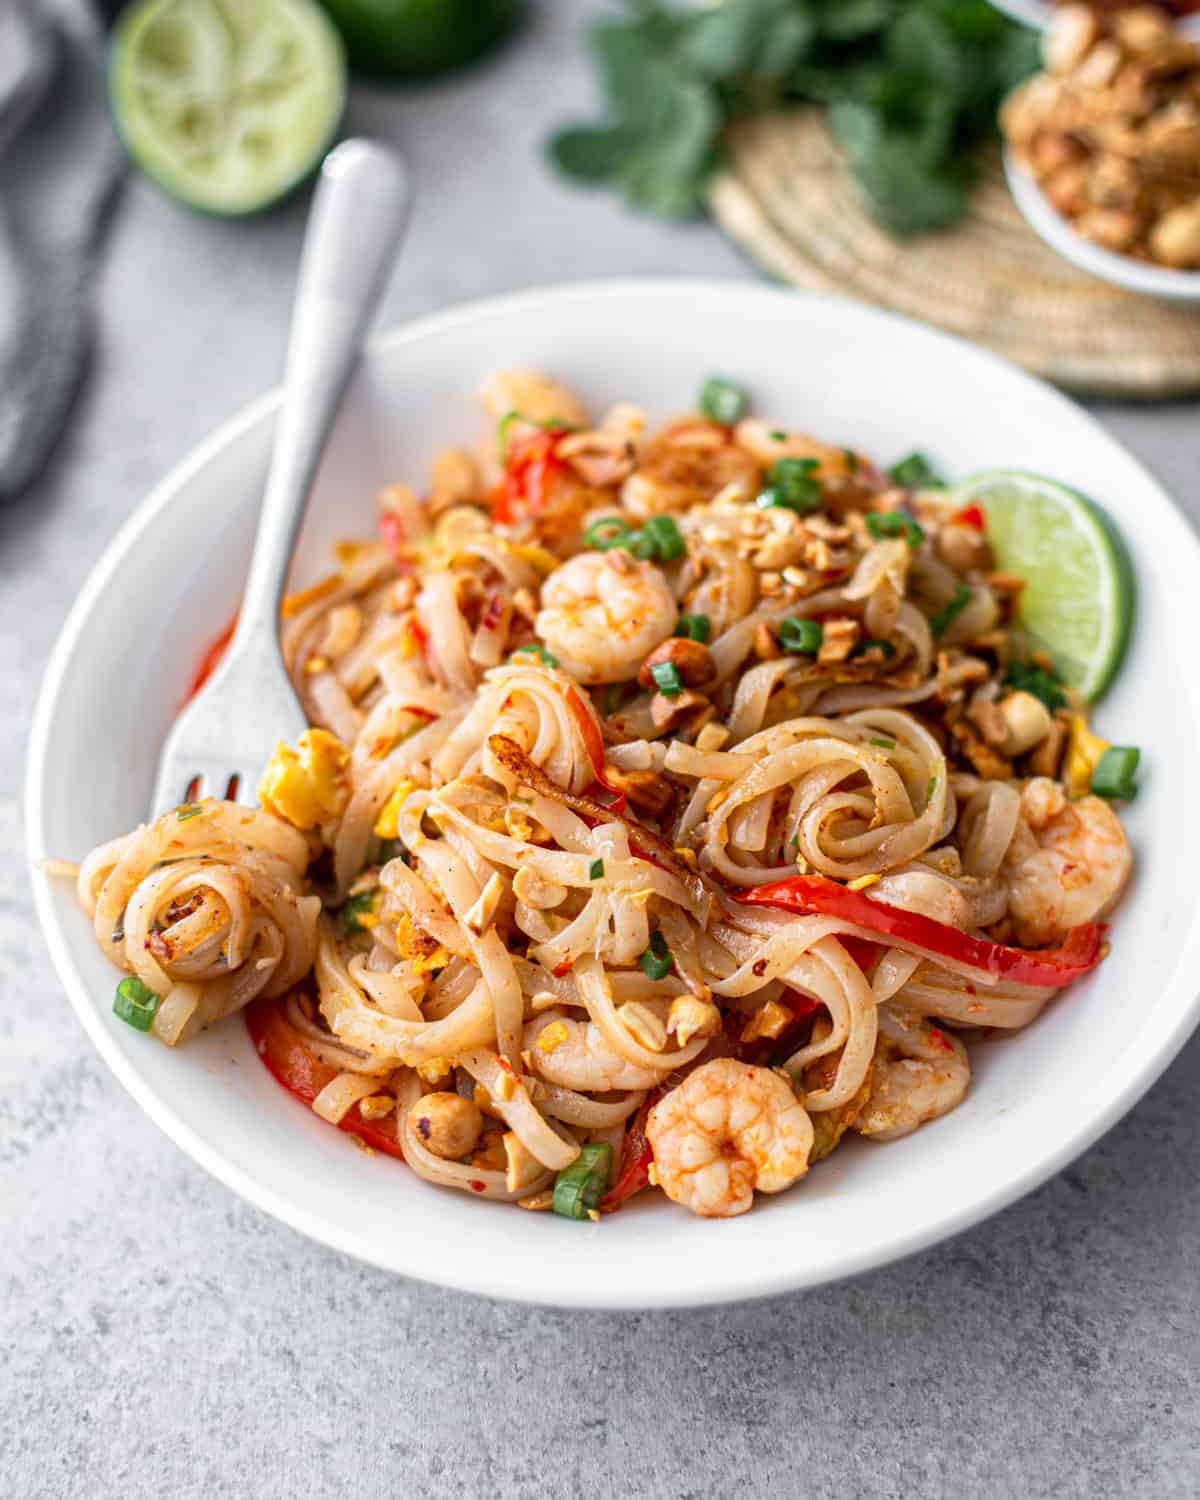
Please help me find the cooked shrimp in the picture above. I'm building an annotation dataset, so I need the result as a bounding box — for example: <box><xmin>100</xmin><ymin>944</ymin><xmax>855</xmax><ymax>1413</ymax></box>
<box><xmin>525</xmin><ymin>1011</ymin><xmax>661</xmax><ymax>1091</ymax></box>
<box><xmin>646</xmin><ymin>1058</ymin><xmax>813</xmax><ymax>1218</ymax></box>
<box><xmin>1002</xmin><ymin>777</ymin><xmax>1133</xmax><ymax>946</ymax></box>
<box><xmin>854</xmin><ymin>1007</ymin><xmax>969</xmax><ymax>1142</ymax></box>
<box><xmin>480</xmin><ymin>369</ymin><xmax>589</xmax><ymax>430</ymax></box>
<box><xmin>534</xmin><ymin>549</ymin><xmax>677</xmax><ymax>684</ymax></box>
<box><xmin>733</xmin><ymin>419</ymin><xmax>858</xmax><ymax>476</ymax></box>
<box><xmin>556</xmin><ymin>429</ymin><xmax>636</xmax><ymax>489</ymax></box>
<box><xmin>621</xmin><ymin>421</ymin><xmax>760</xmax><ymax>517</ymax></box>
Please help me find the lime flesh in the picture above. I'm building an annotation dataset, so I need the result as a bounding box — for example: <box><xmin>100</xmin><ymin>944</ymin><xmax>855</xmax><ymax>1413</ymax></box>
<box><xmin>110</xmin><ymin>0</ymin><xmax>346</xmax><ymax>216</ymax></box>
<box><xmin>950</xmin><ymin>469</ymin><xmax>1135</xmax><ymax>703</ymax></box>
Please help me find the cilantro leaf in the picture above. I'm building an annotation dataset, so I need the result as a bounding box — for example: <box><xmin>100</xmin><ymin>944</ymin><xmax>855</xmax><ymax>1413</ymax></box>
<box><xmin>548</xmin><ymin>0</ymin><xmax>1037</xmax><ymax>238</ymax></box>
<box><xmin>550</xmin><ymin>124</ymin><xmax>642</xmax><ymax>181</ymax></box>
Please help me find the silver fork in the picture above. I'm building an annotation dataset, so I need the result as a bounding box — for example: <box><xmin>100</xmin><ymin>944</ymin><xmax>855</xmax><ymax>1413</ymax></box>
<box><xmin>151</xmin><ymin>139</ymin><xmax>410</xmax><ymax>817</ymax></box>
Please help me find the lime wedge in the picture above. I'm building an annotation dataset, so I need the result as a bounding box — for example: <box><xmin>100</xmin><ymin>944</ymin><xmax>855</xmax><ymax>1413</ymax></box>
<box><xmin>110</xmin><ymin>0</ymin><xmax>346</xmax><ymax>216</ymax></box>
<box><xmin>949</xmin><ymin>470</ymin><xmax>1135</xmax><ymax>702</ymax></box>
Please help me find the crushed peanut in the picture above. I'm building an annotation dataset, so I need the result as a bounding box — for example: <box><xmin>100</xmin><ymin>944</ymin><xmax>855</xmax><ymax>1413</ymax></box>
<box><xmin>1003</xmin><ymin>6</ymin><xmax>1200</xmax><ymax>269</ymax></box>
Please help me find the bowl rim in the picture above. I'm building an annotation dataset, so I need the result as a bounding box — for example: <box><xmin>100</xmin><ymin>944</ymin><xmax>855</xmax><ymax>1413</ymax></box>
<box><xmin>1004</xmin><ymin>150</ymin><xmax>1200</xmax><ymax>302</ymax></box>
<box><xmin>26</xmin><ymin>277</ymin><xmax>1200</xmax><ymax>1307</ymax></box>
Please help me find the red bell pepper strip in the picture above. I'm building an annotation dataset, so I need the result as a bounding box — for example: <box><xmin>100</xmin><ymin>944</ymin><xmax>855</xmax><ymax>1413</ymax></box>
<box><xmin>837</xmin><ymin>935</ymin><xmax>879</xmax><ymax>973</ymax></box>
<box><xmin>783</xmin><ymin>988</ymin><xmax>823</xmax><ymax>1021</ymax></box>
<box><xmin>186</xmin><ymin>613</ymin><xmax>237</xmax><ymax>703</ymax></box>
<box><xmin>245</xmin><ymin>996</ymin><xmax>406</xmax><ymax>1162</ymax></box>
<box><xmin>491</xmin><ymin>430</ymin><xmax>566</xmax><ymax>525</ymax></box>
<box><xmin>951</xmin><ymin>502</ymin><xmax>986</xmax><ymax>531</ymax></box>
<box><xmin>563</xmin><ymin>683</ymin><xmax>629</xmax><ymax>812</ymax></box>
<box><xmin>600</xmin><ymin>1092</ymin><xmax>656</xmax><ymax>1212</ymax></box>
<box><xmin>379</xmin><ymin>510</ymin><xmax>408</xmax><ymax>566</ymax></box>
<box><xmin>737</xmin><ymin>875</ymin><xmax>1106</xmax><ymax>988</ymax></box>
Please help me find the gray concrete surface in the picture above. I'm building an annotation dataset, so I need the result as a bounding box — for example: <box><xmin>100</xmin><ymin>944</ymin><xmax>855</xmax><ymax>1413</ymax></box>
<box><xmin>4</xmin><ymin>4</ymin><xmax>1199</xmax><ymax>1496</ymax></box>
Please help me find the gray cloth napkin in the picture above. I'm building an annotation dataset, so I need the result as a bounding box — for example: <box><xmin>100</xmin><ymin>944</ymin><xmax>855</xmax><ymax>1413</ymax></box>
<box><xmin>0</xmin><ymin>0</ymin><xmax>123</xmax><ymax>503</ymax></box>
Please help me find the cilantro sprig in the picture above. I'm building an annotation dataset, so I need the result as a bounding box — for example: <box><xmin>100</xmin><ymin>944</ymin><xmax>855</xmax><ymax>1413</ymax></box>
<box><xmin>549</xmin><ymin>0</ymin><xmax>1038</xmax><ymax>237</ymax></box>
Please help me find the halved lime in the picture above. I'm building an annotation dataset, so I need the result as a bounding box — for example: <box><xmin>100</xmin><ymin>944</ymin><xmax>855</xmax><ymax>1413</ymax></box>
<box><xmin>110</xmin><ymin>0</ymin><xmax>346</xmax><ymax>216</ymax></box>
<box><xmin>949</xmin><ymin>470</ymin><xmax>1135</xmax><ymax>702</ymax></box>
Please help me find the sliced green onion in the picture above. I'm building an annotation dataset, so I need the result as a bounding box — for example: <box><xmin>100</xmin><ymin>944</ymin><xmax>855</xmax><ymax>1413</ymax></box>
<box><xmin>778</xmin><ymin>617</ymin><xmax>824</xmax><ymax>655</ymax></box>
<box><xmin>589</xmin><ymin>858</ymin><xmax>605</xmax><ymax>880</ymax></box>
<box><xmin>698</xmin><ymin>375</ymin><xmax>750</xmax><ymax>426</ymax></box>
<box><xmin>1091</xmin><ymin>746</ymin><xmax>1140</xmax><ymax>800</ymax></box>
<box><xmin>496</xmin><ymin>408</ymin><xmax>521</xmax><ymax>459</ymax></box>
<box><xmin>769</xmin><ymin>428</ymin><xmax>788</xmax><ymax>441</ymax></box>
<box><xmin>590</xmin><ymin>514</ymin><xmax>686</xmax><ymax>565</ymax></box>
<box><xmin>650</xmin><ymin>660</ymin><xmax>683</xmax><ymax>697</ymax></box>
<box><xmin>602</xmin><ymin>681</ymin><xmax>633</xmax><ymax>716</ymax></box>
<box><xmin>866</xmin><ymin>510</ymin><xmax>925</xmax><ymax>546</ymax></box>
<box><xmin>771</xmin><ymin>456</ymin><xmax>819</xmax><ymax>482</ymax></box>
<box><xmin>552</xmin><ymin>1142</ymin><xmax>613</xmax><ymax>1221</ymax></box>
<box><xmin>929</xmin><ymin>583</ymin><xmax>972</xmax><ymax>638</ymax></box>
<box><xmin>113</xmin><ymin>976</ymin><xmax>160</xmax><ymax>1032</ymax></box>
<box><xmin>633</xmin><ymin>514</ymin><xmax>686</xmax><ymax>563</ymax></box>
<box><xmin>870</xmin><ymin>736</ymin><xmax>897</xmax><ymax>749</ymax></box>
<box><xmin>761</xmin><ymin>485</ymin><xmax>821</xmax><ymax>516</ymax></box>
<box><xmin>1004</xmin><ymin>659</ymin><xmax>1067</xmax><ymax>712</ymax></box>
<box><xmin>640</xmin><ymin>931</ymin><xmax>673</xmax><ymax>981</ymax></box>
<box><xmin>926</xmin><ymin>773</ymin><xmax>938</xmax><ymax>805</ymax></box>
<box><xmin>497</xmin><ymin>409</ymin><xmax>574</xmax><ymax>460</ymax></box>
<box><xmin>674</xmin><ymin>613</ymin><xmax>711</xmax><ymax>643</ymax></box>
<box><xmin>342</xmin><ymin>889</ymin><xmax>377</xmax><ymax>934</ymax></box>
<box><xmin>844</xmin><ymin>449</ymin><xmax>859</xmax><ymax>472</ymax></box>
<box><xmin>175</xmin><ymin>803</ymin><xmax>204</xmax><ymax>822</ymax></box>
<box><xmin>758</xmin><ymin>457</ymin><xmax>821</xmax><ymax>515</ymax></box>
<box><xmin>887</xmin><ymin>451</ymin><xmax>944</xmax><ymax>489</ymax></box>
<box><xmin>857</xmin><ymin>638</ymin><xmax>897</xmax><ymax>659</ymax></box>
<box><xmin>584</xmin><ymin>515</ymin><xmax>635</xmax><ymax>551</ymax></box>
<box><xmin>510</xmin><ymin>643</ymin><xmax>559</xmax><ymax>669</ymax></box>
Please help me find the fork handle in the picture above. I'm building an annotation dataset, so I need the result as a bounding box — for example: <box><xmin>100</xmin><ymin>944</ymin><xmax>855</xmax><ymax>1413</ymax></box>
<box><xmin>233</xmin><ymin>139</ymin><xmax>410</xmax><ymax>659</ymax></box>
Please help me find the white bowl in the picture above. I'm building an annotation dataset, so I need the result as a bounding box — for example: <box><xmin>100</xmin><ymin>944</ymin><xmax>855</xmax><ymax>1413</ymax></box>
<box><xmin>26</xmin><ymin>280</ymin><xmax>1200</xmax><ymax>1308</ymax></box>
<box><xmin>1005</xmin><ymin>151</ymin><xmax>1200</xmax><ymax>301</ymax></box>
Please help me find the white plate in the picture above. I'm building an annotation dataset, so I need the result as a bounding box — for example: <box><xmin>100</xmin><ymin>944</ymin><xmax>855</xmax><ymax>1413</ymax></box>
<box><xmin>1005</xmin><ymin>151</ymin><xmax>1200</xmax><ymax>302</ymax></box>
<box><xmin>26</xmin><ymin>280</ymin><xmax>1200</xmax><ymax>1308</ymax></box>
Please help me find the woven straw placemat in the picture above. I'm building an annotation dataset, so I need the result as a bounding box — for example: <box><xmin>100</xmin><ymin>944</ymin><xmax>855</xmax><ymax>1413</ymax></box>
<box><xmin>709</xmin><ymin>109</ymin><xmax>1200</xmax><ymax>398</ymax></box>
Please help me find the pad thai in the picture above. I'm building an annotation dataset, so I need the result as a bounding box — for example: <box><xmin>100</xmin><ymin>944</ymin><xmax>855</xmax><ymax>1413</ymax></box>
<box><xmin>74</xmin><ymin>371</ymin><xmax>1137</xmax><ymax>1219</ymax></box>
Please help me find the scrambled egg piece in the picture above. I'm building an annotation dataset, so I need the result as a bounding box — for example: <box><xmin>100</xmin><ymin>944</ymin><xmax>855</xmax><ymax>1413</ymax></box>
<box><xmin>535</xmin><ymin>1020</ymin><xmax>570</xmax><ymax>1055</ymax></box>
<box><xmin>1064</xmin><ymin>714</ymin><xmax>1110</xmax><ymax>800</ymax></box>
<box><xmin>258</xmin><ymin>729</ymin><xmax>350</xmax><ymax>830</ymax></box>
<box><xmin>395</xmin><ymin>911</ymin><xmax>450</xmax><ymax>975</ymax></box>
<box><xmin>373</xmin><ymin>779</ymin><xmax>415</xmax><ymax>839</ymax></box>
